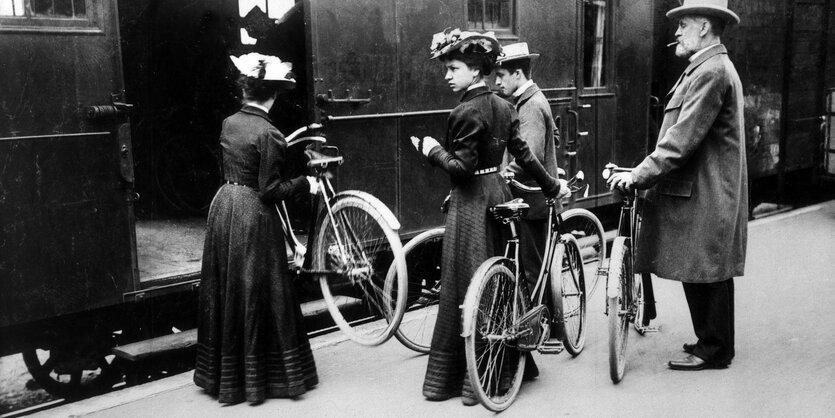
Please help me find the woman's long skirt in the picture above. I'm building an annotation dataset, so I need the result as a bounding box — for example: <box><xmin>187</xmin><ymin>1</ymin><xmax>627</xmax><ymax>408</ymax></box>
<box><xmin>422</xmin><ymin>173</ymin><xmax>513</xmax><ymax>399</ymax></box>
<box><xmin>194</xmin><ymin>184</ymin><xmax>318</xmax><ymax>404</ymax></box>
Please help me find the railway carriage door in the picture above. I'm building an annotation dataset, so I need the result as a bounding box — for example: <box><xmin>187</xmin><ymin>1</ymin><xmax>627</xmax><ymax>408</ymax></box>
<box><xmin>307</xmin><ymin>0</ymin><xmax>399</xmax><ymax>212</ymax></box>
<box><xmin>575</xmin><ymin>0</ymin><xmax>616</xmax><ymax>203</ymax></box>
<box><xmin>0</xmin><ymin>0</ymin><xmax>135</xmax><ymax>326</ymax></box>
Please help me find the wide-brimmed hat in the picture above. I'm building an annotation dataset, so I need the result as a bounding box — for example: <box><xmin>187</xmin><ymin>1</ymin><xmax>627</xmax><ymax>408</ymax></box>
<box><xmin>229</xmin><ymin>53</ymin><xmax>295</xmax><ymax>83</ymax></box>
<box><xmin>666</xmin><ymin>0</ymin><xmax>740</xmax><ymax>25</ymax></box>
<box><xmin>496</xmin><ymin>42</ymin><xmax>540</xmax><ymax>65</ymax></box>
<box><xmin>429</xmin><ymin>28</ymin><xmax>501</xmax><ymax>60</ymax></box>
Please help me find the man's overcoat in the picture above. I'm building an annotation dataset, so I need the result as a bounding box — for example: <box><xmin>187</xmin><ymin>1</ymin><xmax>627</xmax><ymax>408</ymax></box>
<box><xmin>632</xmin><ymin>45</ymin><xmax>747</xmax><ymax>283</ymax></box>
<box><xmin>503</xmin><ymin>83</ymin><xmax>561</xmax><ymax>219</ymax></box>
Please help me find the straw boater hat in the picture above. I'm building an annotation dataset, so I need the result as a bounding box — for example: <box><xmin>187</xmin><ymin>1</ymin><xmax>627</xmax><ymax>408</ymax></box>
<box><xmin>496</xmin><ymin>42</ymin><xmax>539</xmax><ymax>64</ymax></box>
<box><xmin>666</xmin><ymin>0</ymin><xmax>740</xmax><ymax>25</ymax></box>
<box><xmin>429</xmin><ymin>28</ymin><xmax>501</xmax><ymax>60</ymax></box>
<box><xmin>229</xmin><ymin>52</ymin><xmax>295</xmax><ymax>83</ymax></box>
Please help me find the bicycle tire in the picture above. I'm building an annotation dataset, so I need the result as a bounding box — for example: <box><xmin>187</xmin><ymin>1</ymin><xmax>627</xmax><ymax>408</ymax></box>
<box><xmin>550</xmin><ymin>234</ymin><xmax>587</xmax><ymax>356</ymax></box>
<box><xmin>315</xmin><ymin>196</ymin><xmax>407</xmax><ymax>346</ymax></box>
<box><xmin>559</xmin><ymin>209</ymin><xmax>605</xmax><ymax>298</ymax></box>
<box><xmin>633</xmin><ymin>271</ymin><xmax>647</xmax><ymax>334</ymax></box>
<box><xmin>389</xmin><ymin>227</ymin><xmax>444</xmax><ymax>354</ymax></box>
<box><xmin>462</xmin><ymin>259</ymin><xmax>526</xmax><ymax>412</ymax></box>
<box><xmin>607</xmin><ymin>237</ymin><xmax>631</xmax><ymax>383</ymax></box>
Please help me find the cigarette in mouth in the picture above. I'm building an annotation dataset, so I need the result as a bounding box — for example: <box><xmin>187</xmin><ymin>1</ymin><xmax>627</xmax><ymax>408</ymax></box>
<box><xmin>667</xmin><ymin>41</ymin><xmax>678</xmax><ymax>47</ymax></box>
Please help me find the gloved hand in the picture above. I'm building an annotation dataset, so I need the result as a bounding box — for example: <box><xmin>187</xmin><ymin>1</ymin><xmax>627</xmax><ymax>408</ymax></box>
<box><xmin>410</xmin><ymin>136</ymin><xmax>441</xmax><ymax>157</ymax></box>
<box><xmin>558</xmin><ymin>179</ymin><xmax>571</xmax><ymax>199</ymax></box>
<box><xmin>306</xmin><ymin>176</ymin><xmax>319</xmax><ymax>195</ymax></box>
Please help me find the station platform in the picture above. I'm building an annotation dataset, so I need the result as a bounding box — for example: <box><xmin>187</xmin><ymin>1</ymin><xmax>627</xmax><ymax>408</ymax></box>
<box><xmin>31</xmin><ymin>200</ymin><xmax>835</xmax><ymax>417</ymax></box>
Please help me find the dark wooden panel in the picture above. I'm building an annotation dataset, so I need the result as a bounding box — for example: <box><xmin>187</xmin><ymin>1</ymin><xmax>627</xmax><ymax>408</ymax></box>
<box><xmin>0</xmin><ymin>133</ymin><xmax>134</xmax><ymax>327</ymax></box>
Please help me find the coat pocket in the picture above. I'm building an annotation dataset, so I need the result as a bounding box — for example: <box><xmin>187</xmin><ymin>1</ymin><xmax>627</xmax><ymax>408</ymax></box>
<box><xmin>665</xmin><ymin>94</ymin><xmax>684</xmax><ymax>112</ymax></box>
<box><xmin>657</xmin><ymin>178</ymin><xmax>692</xmax><ymax>197</ymax></box>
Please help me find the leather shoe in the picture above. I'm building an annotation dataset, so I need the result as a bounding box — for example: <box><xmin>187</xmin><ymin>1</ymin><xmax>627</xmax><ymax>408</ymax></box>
<box><xmin>668</xmin><ymin>354</ymin><xmax>728</xmax><ymax>371</ymax></box>
<box><xmin>683</xmin><ymin>342</ymin><xmax>696</xmax><ymax>354</ymax></box>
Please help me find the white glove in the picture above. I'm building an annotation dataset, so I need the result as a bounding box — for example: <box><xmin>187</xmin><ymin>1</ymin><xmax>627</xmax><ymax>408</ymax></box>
<box><xmin>410</xmin><ymin>136</ymin><xmax>441</xmax><ymax>157</ymax></box>
<box><xmin>306</xmin><ymin>176</ymin><xmax>319</xmax><ymax>195</ymax></box>
<box><xmin>558</xmin><ymin>179</ymin><xmax>571</xmax><ymax>199</ymax></box>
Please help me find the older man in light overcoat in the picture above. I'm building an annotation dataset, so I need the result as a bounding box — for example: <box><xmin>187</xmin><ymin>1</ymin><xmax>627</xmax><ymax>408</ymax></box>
<box><xmin>607</xmin><ymin>0</ymin><xmax>747</xmax><ymax>371</ymax></box>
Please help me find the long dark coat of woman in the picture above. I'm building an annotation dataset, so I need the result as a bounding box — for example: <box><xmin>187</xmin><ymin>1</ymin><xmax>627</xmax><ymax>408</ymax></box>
<box><xmin>422</xmin><ymin>85</ymin><xmax>558</xmax><ymax>399</ymax></box>
<box><xmin>194</xmin><ymin>105</ymin><xmax>318</xmax><ymax>404</ymax></box>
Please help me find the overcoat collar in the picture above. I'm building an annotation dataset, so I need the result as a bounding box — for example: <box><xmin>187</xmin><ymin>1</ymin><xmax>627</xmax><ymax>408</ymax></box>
<box><xmin>514</xmin><ymin>82</ymin><xmax>541</xmax><ymax>109</ymax></box>
<box><xmin>240</xmin><ymin>104</ymin><xmax>273</xmax><ymax>123</ymax></box>
<box><xmin>460</xmin><ymin>85</ymin><xmax>492</xmax><ymax>102</ymax></box>
<box><xmin>667</xmin><ymin>44</ymin><xmax>728</xmax><ymax>97</ymax></box>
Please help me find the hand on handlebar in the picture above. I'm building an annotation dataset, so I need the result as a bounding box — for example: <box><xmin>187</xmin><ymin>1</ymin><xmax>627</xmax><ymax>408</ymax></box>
<box><xmin>603</xmin><ymin>163</ymin><xmax>635</xmax><ymax>192</ymax></box>
<box><xmin>558</xmin><ymin>178</ymin><xmax>571</xmax><ymax>199</ymax></box>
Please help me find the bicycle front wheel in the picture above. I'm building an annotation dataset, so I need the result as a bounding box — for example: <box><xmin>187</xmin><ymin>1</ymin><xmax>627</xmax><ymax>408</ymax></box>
<box><xmin>551</xmin><ymin>234</ymin><xmax>587</xmax><ymax>356</ymax></box>
<box><xmin>315</xmin><ymin>196</ymin><xmax>407</xmax><ymax>346</ymax></box>
<box><xmin>607</xmin><ymin>237</ymin><xmax>631</xmax><ymax>383</ymax></box>
<box><xmin>390</xmin><ymin>227</ymin><xmax>444</xmax><ymax>354</ymax></box>
<box><xmin>559</xmin><ymin>209</ymin><xmax>605</xmax><ymax>298</ymax></box>
<box><xmin>462</xmin><ymin>259</ymin><xmax>526</xmax><ymax>412</ymax></box>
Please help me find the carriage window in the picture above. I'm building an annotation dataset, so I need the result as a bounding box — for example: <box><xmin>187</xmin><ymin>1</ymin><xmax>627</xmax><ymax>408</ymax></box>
<box><xmin>1</xmin><ymin>0</ymin><xmax>86</xmax><ymax>18</ymax></box>
<box><xmin>468</xmin><ymin>0</ymin><xmax>514</xmax><ymax>33</ymax></box>
<box><xmin>583</xmin><ymin>0</ymin><xmax>608</xmax><ymax>87</ymax></box>
<box><xmin>239</xmin><ymin>0</ymin><xmax>295</xmax><ymax>45</ymax></box>
<box><xmin>0</xmin><ymin>0</ymin><xmax>98</xmax><ymax>32</ymax></box>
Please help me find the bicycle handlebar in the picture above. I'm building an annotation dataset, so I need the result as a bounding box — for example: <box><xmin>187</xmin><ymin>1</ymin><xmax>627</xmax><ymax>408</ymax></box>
<box><xmin>503</xmin><ymin>170</ymin><xmax>588</xmax><ymax>197</ymax></box>
<box><xmin>602</xmin><ymin>163</ymin><xmax>633</xmax><ymax>180</ymax></box>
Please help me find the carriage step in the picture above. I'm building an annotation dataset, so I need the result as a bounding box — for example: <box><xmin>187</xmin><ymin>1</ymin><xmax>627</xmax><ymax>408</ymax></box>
<box><xmin>112</xmin><ymin>328</ymin><xmax>198</xmax><ymax>362</ymax></box>
<box><xmin>537</xmin><ymin>339</ymin><xmax>564</xmax><ymax>355</ymax></box>
<box><xmin>300</xmin><ymin>296</ymin><xmax>362</xmax><ymax>317</ymax></box>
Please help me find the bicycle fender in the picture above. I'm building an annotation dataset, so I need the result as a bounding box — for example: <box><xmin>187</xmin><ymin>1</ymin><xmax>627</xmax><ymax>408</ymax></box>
<box><xmin>607</xmin><ymin>237</ymin><xmax>628</xmax><ymax>300</ymax></box>
<box><xmin>460</xmin><ymin>256</ymin><xmax>516</xmax><ymax>338</ymax></box>
<box><xmin>332</xmin><ymin>190</ymin><xmax>401</xmax><ymax>230</ymax></box>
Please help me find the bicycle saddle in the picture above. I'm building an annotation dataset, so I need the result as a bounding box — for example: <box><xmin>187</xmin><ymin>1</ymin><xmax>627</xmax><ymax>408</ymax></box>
<box><xmin>491</xmin><ymin>198</ymin><xmax>530</xmax><ymax>220</ymax></box>
<box><xmin>305</xmin><ymin>149</ymin><xmax>343</xmax><ymax>169</ymax></box>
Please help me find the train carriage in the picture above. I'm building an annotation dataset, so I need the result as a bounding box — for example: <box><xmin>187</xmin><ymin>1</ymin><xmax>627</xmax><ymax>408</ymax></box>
<box><xmin>0</xmin><ymin>0</ymin><xmax>832</xmax><ymax>398</ymax></box>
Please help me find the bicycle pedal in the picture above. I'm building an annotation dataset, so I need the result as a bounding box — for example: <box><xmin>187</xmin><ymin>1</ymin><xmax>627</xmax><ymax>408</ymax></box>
<box><xmin>634</xmin><ymin>324</ymin><xmax>661</xmax><ymax>334</ymax></box>
<box><xmin>537</xmin><ymin>339</ymin><xmax>564</xmax><ymax>355</ymax></box>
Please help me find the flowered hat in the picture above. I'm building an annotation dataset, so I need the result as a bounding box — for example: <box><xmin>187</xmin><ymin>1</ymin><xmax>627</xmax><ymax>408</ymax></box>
<box><xmin>429</xmin><ymin>28</ymin><xmax>501</xmax><ymax>60</ymax></box>
<box><xmin>229</xmin><ymin>53</ymin><xmax>295</xmax><ymax>83</ymax></box>
<box><xmin>666</xmin><ymin>0</ymin><xmax>740</xmax><ymax>25</ymax></box>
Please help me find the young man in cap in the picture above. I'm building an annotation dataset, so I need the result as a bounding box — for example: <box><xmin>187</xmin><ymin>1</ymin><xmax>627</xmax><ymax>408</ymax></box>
<box><xmin>606</xmin><ymin>0</ymin><xmax>747</xmax><ymax>371</ymax></box>
<box><xmin>495</xmin><ymin>42</ymin><xmax>565</xmax><ymax>306</ymax></box>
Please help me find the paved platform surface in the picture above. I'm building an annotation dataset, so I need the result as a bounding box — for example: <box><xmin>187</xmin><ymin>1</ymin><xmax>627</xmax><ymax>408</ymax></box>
<box><xmin>33</xmin><ymin>201</ymin><xmax>835</xmax><ymax>417</ymax></box>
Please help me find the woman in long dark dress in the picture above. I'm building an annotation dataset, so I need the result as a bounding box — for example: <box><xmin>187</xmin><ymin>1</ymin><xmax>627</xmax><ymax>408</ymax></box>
<box><xmin>194</xmin><ymin>53</ymin><xmax>318</xmax><ymax>405</ymax></box>
<box><xmin>410</xmin><ymin>29</ymin><xmax>561</xmax><ymax>405</ymax></box>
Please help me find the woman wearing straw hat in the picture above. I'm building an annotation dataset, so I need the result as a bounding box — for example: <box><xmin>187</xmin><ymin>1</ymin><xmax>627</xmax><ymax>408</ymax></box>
<box><xmin>606</xmin><ymin>0</ymin><xmax>746</xmax><ymax>371</ymax></box>
<box><xmin>194</xmin><ymin>53</ymin><xmax>318</xmax><ymax>404</ymax></box>
<box><xmin>410</xmin><ymin>28</ymin><xmax>560</xmax><ymax>404</ymax></box>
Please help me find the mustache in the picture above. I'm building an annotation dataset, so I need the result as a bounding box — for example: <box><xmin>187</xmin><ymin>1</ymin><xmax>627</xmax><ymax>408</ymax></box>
<box><xmin>667</xmin><ymin>41</ymin><xmax>679</xmax><ymax>47</ymax></box>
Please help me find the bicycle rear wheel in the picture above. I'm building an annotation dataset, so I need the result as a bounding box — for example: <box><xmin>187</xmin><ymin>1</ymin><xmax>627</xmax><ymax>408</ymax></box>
<box><xmin>559</xmin><ymin>209</ymin><xmax>605</xmax><ymax>297</ymax></box>
<box><xmin>315</xmin><ymin>196</ymin><xmax>407</xmax><ymax>346</ymax></box>
<box><xmin>390</xmin><ymin>227</ymin><xmax>444</xmax><ymax>354</ymax></box>
<box><xmin>551</xmin><ymin>234</ymin><xmax>587</xmax><ymax>356</ymax></box>
<box><xmin>462</xmin><ymin>259</ymin><xmax>526</xmax><ymax>412</ymax></box>
<box><xmin>607</xmin><ymin>237</ymin><xmax>631</xmax><ymax>383</ymax></box>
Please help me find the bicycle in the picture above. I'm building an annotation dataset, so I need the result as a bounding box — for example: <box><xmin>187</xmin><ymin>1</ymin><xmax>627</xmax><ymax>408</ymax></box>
<box><xmin>601</xmin><ymin>163</ymin><xmax>658</xmax><ymax>383</ymax></box>
<box><xmin>460</xmin><ymin>172</ymin><xmax>591</xmax><ymax>411</ymax></box>
<box><xmin>275</xmin><ymin>124</ymin><xmax>409</xmax><ymax>346</ymax></box>
<box><xmin>390</xmin><ymin>171</ymin><xmax>605</xmax><ymax>355</ymax></box>
<box><xmin>388</xmin><ymin>227</ymin><xmax>444</xmax><ymax>354</ymax></box>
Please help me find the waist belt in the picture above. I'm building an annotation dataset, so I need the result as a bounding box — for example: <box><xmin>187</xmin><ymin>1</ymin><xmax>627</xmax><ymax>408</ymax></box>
<box><xmin>474</xmin><ymin>166</ymin><xmax>499</xmax><ymax>176</ymax></box>
<box><xmin>225</xmin><ymin>181</ymin><xmax>256</xmax><ymax>189</ymax></box>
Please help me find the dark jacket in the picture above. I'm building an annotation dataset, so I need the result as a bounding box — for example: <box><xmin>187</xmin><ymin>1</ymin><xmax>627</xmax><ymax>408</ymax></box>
<box><xmin>428</xmin><ymin>86</ymin><xmax>559</xmax><ymax>196</ymax></box>
<box><xmin>502</xmin><ymin>83</ymin><xmax>561</xmax><ymax>219</ymax></box>
<box><xmin>632</xmin><ymin>45</ymin><xmax>748</xmax><ymax>283</ymax></box>
<box><xmin>220</xmin><ymin>105</ymin><xmax>307</xmax><ymax>203</ymax></box>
